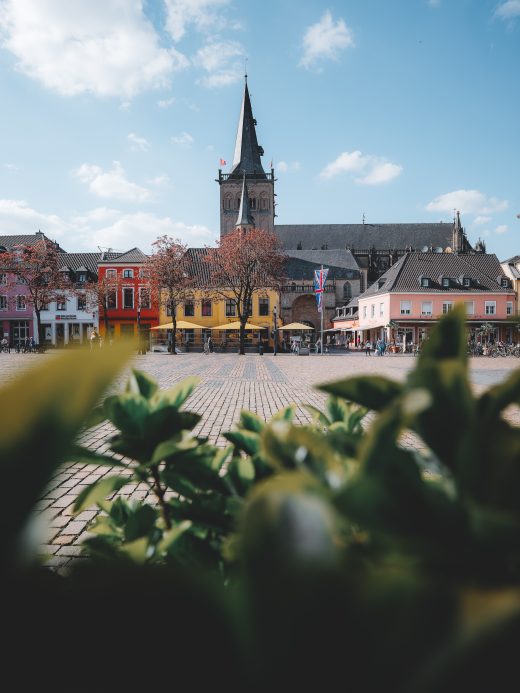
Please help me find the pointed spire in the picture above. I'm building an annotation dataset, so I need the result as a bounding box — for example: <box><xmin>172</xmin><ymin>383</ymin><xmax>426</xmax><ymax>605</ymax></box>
<box><xmin>231</xmin><ymin>79</ymin><xmax>265</xmax><ymax>177</ymax></box>
<box><xmin>235</xmin><ymin>173</ymin><xmax>255</xmax><ymax>229</ymax></box>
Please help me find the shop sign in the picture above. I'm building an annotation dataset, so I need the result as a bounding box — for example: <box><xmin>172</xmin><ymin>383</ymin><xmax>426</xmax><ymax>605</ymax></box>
<box><xmin>56</xmin><ymin>315</ymin><xmax>77</xmax><ymax>320</ymax></box>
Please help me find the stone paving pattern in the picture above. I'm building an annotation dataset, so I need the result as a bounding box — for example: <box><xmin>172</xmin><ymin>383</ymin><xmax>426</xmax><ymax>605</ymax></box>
<box><xmin>2</xmin><ymin>350</ymin><xmax>519</xmax><ymax>570</ymax></box>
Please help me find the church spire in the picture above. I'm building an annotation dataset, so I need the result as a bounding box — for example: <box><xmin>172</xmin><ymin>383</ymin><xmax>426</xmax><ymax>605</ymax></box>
<box><xmin>231</xmin><ymin>77</ymin><xmax>265</xmax><ymax>177</ymax></box>
<box><xmin>235</xmin><ymin>173</ymin><xmax>255</xmax><ymax>229</ymax></box>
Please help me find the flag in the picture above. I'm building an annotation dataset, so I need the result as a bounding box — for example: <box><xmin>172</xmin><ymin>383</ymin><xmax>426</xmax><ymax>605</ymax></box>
<box><xmin>313</xmin><ymin>267</ymin><xmax>329</xmax><ymax>312</ymax></box>
<box><xmin>219</xmin><ymin>158</ymin><xmax>227</xmax><ymax>166</ymax></box>
<box><xmin>269</xmin><ymin>159</ymin><xmax>273</xmax><ymax>168</ymax></box>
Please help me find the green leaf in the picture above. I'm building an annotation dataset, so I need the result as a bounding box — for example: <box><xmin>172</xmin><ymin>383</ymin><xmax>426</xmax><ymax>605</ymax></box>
<box><xmin>156</xmin><ymin>520</ymin><xmax>193</xmax><ymax>555</ymax></box>
<box><xmin>319</xmin><ymin>376</ymin><xmax>403</xmax><ymax>411</ymax></box>
<box><xmin>102</xmin><ymin>393</ymin><xmax>151</xmax><ymax>436</ymax></box>
<box><xmin>73</xmin><ymin>475</ymin><xmax>129</xmax><ymax>513</ymax></box>
<box><xmin>125</xmin><ymin>504</ymin><xmax>159</xmax><ymax>542</ymax></box>
<box><xmin>419</xmin><ymin>303</ymin><xmax>467</xmax><ymax>363</ymax></box>
<box><xmin>272</xmin><ymin>406</ymin><xmax>295</xmax><ymax>422</ymax></box>
<box><xmin>151</xmin><ymin>376</ymin><xmax>200</xmax><ymax>410</ymax></box>
<box><xmin>224</xmin><ymin>429</ymin><xmax>261</xmax><ymax>456</ymax></box>
<box><xmin>239</xmin><ymin>410</ymin><xmax>265</xmax><ymax>433</ymax></box>
<box><xmin>119</xmin><ymin>537</ymin><xmax>150</xmax><ymax>563</ymax></box>
<box><xmin>478</xmin><ymin>369</ymin><xmax>520</xmax><ymax>418</ymax></box>
<box><xmin>127</xmin><ymin>369</ymin><xmax>159</xmax><ymax>399</ymax></box>
<box><xmin>303</xmin><ymin>404</ymin><xmax>330</xmax><ymax>426</ymax></box>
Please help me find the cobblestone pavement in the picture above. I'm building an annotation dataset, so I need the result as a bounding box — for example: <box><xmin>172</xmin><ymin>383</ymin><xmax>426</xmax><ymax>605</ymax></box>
<box><xmin>3</xmin><ymin>350</ymin><xmax>519</xmax><ymax>569</ymax></box>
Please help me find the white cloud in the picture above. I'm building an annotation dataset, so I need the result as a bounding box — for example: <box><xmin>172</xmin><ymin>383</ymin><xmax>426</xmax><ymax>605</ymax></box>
<box><xmin>299</xmin><ymin>11</ymin><xmax>355</xmax><ymax>70</ymax></box>
<box><xmin>0</xmin><ymin>199</ymin><xmax>216</xmax><ymax>252</ymax></box>
<box><xmin>473</xmin><ymin>215</ymin><xmax>492</xmax><ymax>225</ymax></box>
<box><xmin>277</xmin><ymin>161</ymin><xmax>301</xmax><ymax>173</ymax></box>
<box><xmin>128</xmin><ymin>132</ymin><xmax>150</xmax><ymax>152</ymax></box>
<box><xmin>163</xmin><ymin>0</ymin><xmax>234</xmax><ymax>42</ymax></box>
<box><xmin>0</xmin><ymin>0</ymin><xmax>188</xmax><ymax>98</ymax></box>
<box><xmin>194</xmin><ymin>39</ymin><xmax>246</xmax><ymax>87</ymax></box>
<box><xmin>158</xmin><ymin>96</ymin><xmax>175</xmax><ymax>108</ymax></box>
<box><xmin>73</xmin><ymin>161</ymin><xmax>151</xmax><ymax>202</ymax></box>
<box><xmin>320</xmin><ymin>150</ymin><xmax>402</xmax><ymax>184</ymax></box>
<box><xmin>148</xmin><ymin>175</ymin><xmax>170</xmax><ymax>187</ymax></box>
<box><xmin>495</xmin><ymin>224</ymin><xmax>509</xmax><ymax>234</ymax></box>
<box><xmin>495</xmin><ymin>1</ymin><xmax>520</xmax><ymax>19</ymax></box>
<box><xmin>171</xmin><ymin>132</ymin><xmax>194</xmax><ymax>146</ymax></box>
<box><xmin>425</xmin><ymin>189</ymin><xmax>508</xmax><ymax>215</ymax></box>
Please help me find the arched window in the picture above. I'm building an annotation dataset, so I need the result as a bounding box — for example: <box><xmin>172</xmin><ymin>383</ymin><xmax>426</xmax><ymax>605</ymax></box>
<box><xmin>235</xmin><ymin>197</ymin><xmax>240</xmax><ymax>210</ymax></box>
<box><xmin>249</xmin><ymin>197</ymin><xmax>257</xmax><ymax>210</ymax></box>
<box><xmin>223</xmin><ymin>195</ymin><xmax>232</xmax><ymax>211</ymax></box>
<box><xmin>343</xmin><ymin>282</ymin><xmax>352</xmax><ymax>301</ymax></box>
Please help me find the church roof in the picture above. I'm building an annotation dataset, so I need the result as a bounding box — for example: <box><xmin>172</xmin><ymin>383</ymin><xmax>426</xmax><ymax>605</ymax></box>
<box><xmin>236</xmin><ymin>174</ymin><xmax>255</xmax><ymax>227</ymax></box>
<box><xmin>285</xmin><ymin>250</ymin><xmax>360</xmax><ymax>281</ymax></box>
<box><xmin>286</xmin><ymin>248</ymin><xmax>360</xmax><ymax>271</ymax></box>
<box><xmin>230</xmin><ymin>79</ymin><xmax>266</xmax><ymax>178</ymax></box>
<box><xmin>360</xmin><ymin>252</ymin><xmax>512</xmax><ymax>298</ymax></box>
<box><xmin>274</xmin><ymin>223</ymin><xmax>461</xmax><ymax>252</ymax></box>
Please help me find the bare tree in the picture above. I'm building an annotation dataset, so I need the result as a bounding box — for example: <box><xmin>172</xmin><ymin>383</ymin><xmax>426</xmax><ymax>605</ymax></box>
<box><xmin>3</xmin><ymin>239</ymin><xmax>70</xmax><ymax>347</ymax></box>
<box><xmin>146</xmin><ymin>236</ymin><xmax>194</xmax><ymax>355</ymax></box>
<box><xmin>204</xmin><ymin>228</ymin><xmax>286</xmax><ymax>355</ymax></box>
<box><xmin>87</xmin><ymin>273</ymin><xmax>121</xmax><ymax>339</ymax></box>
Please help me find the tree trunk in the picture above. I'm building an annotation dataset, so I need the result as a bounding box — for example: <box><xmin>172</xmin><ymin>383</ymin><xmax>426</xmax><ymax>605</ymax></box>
<box><xmin>35</xmin><ymin>309</ymin><xmax>42</xmax><ymax>347</ymax></box>
<box><xmin>172</xmin><ymin>316</ymin><xmax>177</xmax><ymax>355</ymax></box>
<box><xmin>103</xmin><ymin>303</ymin><xmax>109</xmax><ymax>339</ymax></box>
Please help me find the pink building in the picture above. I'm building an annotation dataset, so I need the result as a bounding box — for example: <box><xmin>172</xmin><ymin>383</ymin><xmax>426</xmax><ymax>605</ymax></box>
<box><xmin>334</xmin><ymin>252</ymin><xmax>516</xmax><ymax>349</ymax></box>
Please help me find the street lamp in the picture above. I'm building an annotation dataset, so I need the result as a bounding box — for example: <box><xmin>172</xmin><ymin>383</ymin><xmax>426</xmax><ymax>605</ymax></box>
<box><xmin>273</xmin><ymin>305</ymin><xmax>278</xmax><ymax>356</ymax></box>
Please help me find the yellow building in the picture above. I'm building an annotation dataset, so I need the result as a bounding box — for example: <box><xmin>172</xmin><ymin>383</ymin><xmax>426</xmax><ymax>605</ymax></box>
<box><xmin>157</xmin><ymin>287</ymin><xmax>280</xmax><ymax>352</ymax></box>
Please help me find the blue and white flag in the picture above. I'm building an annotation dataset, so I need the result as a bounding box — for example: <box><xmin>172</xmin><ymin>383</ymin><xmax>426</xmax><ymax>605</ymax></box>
<box><xmin>313</xmin><ymin>267</ymin><xmax>329</xmax><ymax>312</ymax></box>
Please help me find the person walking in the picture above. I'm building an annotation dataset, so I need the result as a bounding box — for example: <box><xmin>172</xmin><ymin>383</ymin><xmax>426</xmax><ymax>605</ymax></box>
<box><xmin>364</xmin><ymin>339</ymin><xmax>371</xmax><ymax>356</ymax></box>
<box><xmin>207</xmin><ymin>335</ymin><xmax>213</xmax><ymax>353</ymax></box>
<box><xmin>89</xmin><ymin>329</ymin><xmax>99</xmax><ymax>351</ymax></box>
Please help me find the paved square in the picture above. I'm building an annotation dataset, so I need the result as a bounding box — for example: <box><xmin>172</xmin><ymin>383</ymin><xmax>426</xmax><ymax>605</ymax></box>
<box><xmin>3</xmin><ymin>350</ymin><xmax>518</xmax><ymax>567</ymax></box>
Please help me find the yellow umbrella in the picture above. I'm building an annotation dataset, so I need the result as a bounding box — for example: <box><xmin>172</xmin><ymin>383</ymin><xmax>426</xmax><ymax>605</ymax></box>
<box><xmin>151</xmin><ymin>320</ymin><xmax>205</xmax><ymax>330</ymax></box>
<box><xmin>278</xmin><ymin>322</ymin><xmax>315</xmax><ymax>331</ymax></box>
<box><xmin>211</xmin><ymin>320</ymin><xmax>267</xmax><ymax>331</ymax></box>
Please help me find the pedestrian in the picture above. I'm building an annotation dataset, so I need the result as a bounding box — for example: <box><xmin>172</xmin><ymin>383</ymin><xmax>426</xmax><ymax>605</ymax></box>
<box><xmin>90</xmin><ymin>329</ymin><xmax>99</xmax><ymax>351</ymax></box>
<box><xmin>364</xmin><ymin>339</ymin><xmax>371</xmax><ymax>356</ymax></box>
<box><xmin>376</xmin><ymin>338</ymin><xmax>382</xmax><ymax>356</ymax></box>
<box><xmin>315</xmin><ymin>337</ymin><xmax>321</xmax><ymax>354</ymax></box>
<box><xmin>207</xmin><ymin>335</ymin><xmax>213</xmax><ymax>353</ymax></box>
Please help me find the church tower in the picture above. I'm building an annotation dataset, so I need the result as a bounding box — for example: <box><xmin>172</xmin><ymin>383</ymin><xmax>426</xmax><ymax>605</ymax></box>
<box><xmin>217</xmin><ymin>76</ymin><xmax>275</xmax><ymax>238</ymax></box>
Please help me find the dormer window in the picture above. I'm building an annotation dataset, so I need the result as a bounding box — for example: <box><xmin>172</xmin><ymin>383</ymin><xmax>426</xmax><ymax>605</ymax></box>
<box><xmin>501</xmin><ymin>277</ymin><xmax>510</xmax><ymax>288</ymax></box>
<box><xmin>442</xmin><ymin>277</ymin><xmax>450</xmax><ymax>288</ymax></box>
<box><xmin>463</xmin><ymin>277</ymin><xmax>471</xmax><ymax>288</ymax></box>
<box><xmin>378</xmin><ymin>280</ymin><xmax>385</xmax><ymax>289</ymax></box>
<box><xmin>78</xmin><ymin>273</ymin><xmax>87</xmax><ymax>283</ymax></box>
<box><xmin>420</xmin><ymin>277</ymin><xmax>430</xmax><ymax>288</ymax></box>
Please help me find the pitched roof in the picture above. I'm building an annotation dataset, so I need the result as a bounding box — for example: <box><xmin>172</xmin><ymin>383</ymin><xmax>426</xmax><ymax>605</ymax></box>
<box><xmin>285</xmin><ymin>249</ymin><xmax>360</xmax><ymax>280</ymax></box>
<box><xmin>236</xmin><ymin>174</ymin><xmax>255</xmax><ymax>227</ymax></box>
<box><xmin>360</xmin><ymin>252</ymin><xmax>513</xmax><ymax>298</ymax></box>
<box><xmin>0</xmin><ymin>232</ymin><xmax>66</xmax><ymax>252</ymax></box>
<box><xmin>230</xmin><ymin>80</ymin><xmax>266</xmax><ymax>178</ymax></box>
<box><xmin>98</xmin><ymin>248</ymin><xmax>148</xmax><ymax>264</ymax></box>
<box><xmin>503</xmin><ymin>255</ymin><xmax>520</xmax><ymax>265</ymax></box>
<box><xmin>58</xmin><ymin>253</ymin><xmax>100</xmax><ymax>276</ymax></box>
<box><xmin>186</xmin><ymin>247</ymin><xmax>212</xmax><ymax>284</ymax></box>
<box><xmin>274</xmin><ymin>223</ymin><xmax>461</xmax><ymax>252</ymax></box>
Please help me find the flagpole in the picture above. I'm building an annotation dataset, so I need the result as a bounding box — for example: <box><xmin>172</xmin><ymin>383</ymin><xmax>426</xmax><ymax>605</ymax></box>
<box><xmin>320</xmin><ymin>264</ymin><xmax>324</xmax><ymax>355</ymax></box>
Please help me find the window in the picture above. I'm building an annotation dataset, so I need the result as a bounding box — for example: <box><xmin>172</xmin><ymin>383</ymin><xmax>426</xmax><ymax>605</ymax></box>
<box><xmin>363</xmin><ymin>306</ymin><xmax>367</xmax><ymax>318</ymax></box>
<box><xmin>259</xmin><ymin>297</ymin><xmax>269</xmax><ymax>316</ymax></box>
<box><xmin>442</xmin><ymin>277</ymin><xmax>450</xmax><ymax>288</ymax></box>
<box><xmin>260</xmin><ymin>196</ymin><xmax>269</xmax><ymax>210</ymax></box>
<box><xmin>420</xmin><ymin>277</ymin><xmax>430</xmax><ymax>288</ymax></box>
<box><xmin>16</xmin><ymin>276</ymin><xmax>27</xmax><ymax>284</ymax></box>
<box><xmin>78</xmin><ymin>273</ymin><xmax>87</xmax><ymax>283</ymax></box>
<box><xmin>139</xmin><ymin>288</ymin><xmax>151</xmax><ymax>309</ymax></box>
<box><xmin>485</xmin><ymin>301</ymin><xmax>496</xmax><ymax>315</ymax></box>
<box><xmin>371</xmin><ymin>304</ymin><xmax>375</xmax><ymax>318</ymax></box>
<box><xmin>223</xmin><ymin>196</ymin><xmax>232</xmax><ymax>210</ymax></box>
<box><xmin>463</xmin><ymin>277</ymin><xmax>471</xmax><ymax>288</ymax></box>
<box><xmin>202</xmin><ymin>299</ymin><xmax>212</xmax><ymax>317</ymax></box>
<box><xmin>56</xmin><ymin>298</ymin><xmax>66</xmax><ymax>311</ymax></box>
<box><xmin>123</xmin><ymin>287</ymin><xmax>134</xmax><ymax>309</ymax></box>
<box><xmin>107</xmin><ymin>290</ymin><xmax>117</xmax><ymax>309</ymax></box>
<box><xmin>380</xmin><ymin>302</ymin><xmax>384</xmax><ymax>317</ymax></box>
<box><xmin>123</xmin><ymin>269</ymin><xmax>134</xmax><ymax>279</ymax></box>
<box><xmin>343</xmin><ymin>282</ymin><xmax>352</xmax><ymax>301</ymax></box>
<box><xmin>16</xmin><ymin>295</ymin><xmax>26</xmax><ymax>311</ymax></box>
<box><xmin>106</xmin><ymin>269</ymin><xmax>116</xmax><ymax>279</ymax></box>
<box><xmin>442</xmin><ymin>302</ymin><xmax>453</xmax><ymax>313</ymax></box>
<box><xmin>77</xmin><ymin>295</ymin><xmax>87</xmax><ymax>311</ymax></box>
<box><xmin>184</xmin><ymin>301</ymin><xmax>194</xmax><ymax>317</ymax></box>
<box><xmin>225</xmin><ymin>299</ymin><xmax>236</xmax><ymax>317</ymax></box>
<box><xmin>421</xmin><ymin>301</ymin><xmax>432</xmax><ymax>316</ymax></box>
<box><xmin>507</xmin><ymin>301</ymin><xmax>513</xmax><ymax>316</ymax></box>
<box><xmin>249</xmin><ymin>197</ymin><xmax>257</xmax><ymax>210</ymax></box>
<box><xmin>400</xmin><ymin>301</ymin><xmax>411</xmax><ymax>315</ymax></box>
<box><xmin>501</xmin><ymin>278</ymin><xmax>509</xmax><ymax>288</ymax></box>
<box><xmin>0</xmin><ymin>295</ymin><xmax>7</xmax><ymax>310</ymax></box>
<box><xmin>0</xmin><ymin>273</ymin><xmax>6</xmax><ymax>285</ymax></box>
<box><xmin>464</xmin><ymin>301</ymin><xmax>474</xmax><ymax>315</ymax></box>
<box><xmin>40</xmin><ymin>300</ymin><xmax>49</xmax><ymax>311</ymax></box>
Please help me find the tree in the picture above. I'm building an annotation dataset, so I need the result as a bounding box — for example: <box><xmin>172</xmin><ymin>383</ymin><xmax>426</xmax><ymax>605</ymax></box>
<box><xmin>204</xmin><ymin>228</ymin><xmax>286</xmax><ymax>355</ymax></box>
<box><xmin>3</xmin><ymin>238</ymin><xmax>70</xmax><ymax>347</ymax></box>
<box><xmin>88</xmin><ymin>273</ymin><xmax>121</xmax><ymax>340</ymax></box>
<box><xmin>146</xmin><ymin>236</ymin><xmax>193</xmax><ymax>355</ymax></box>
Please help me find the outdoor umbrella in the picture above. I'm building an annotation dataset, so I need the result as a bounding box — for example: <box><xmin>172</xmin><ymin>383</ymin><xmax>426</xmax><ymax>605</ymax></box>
<box><xmin>211</xmin><ymin>321</ymin><xmax>267</xmax><ymax>331</ymax></box>
<box><xmin>151</xmin><ymin>320</ymin><xmax>205</xmax><ymax>330</ymax></box>
<box><xmin>278</xmin><ymin>322</ymin><xmax>315</xmax><ymax>331</ymax></box>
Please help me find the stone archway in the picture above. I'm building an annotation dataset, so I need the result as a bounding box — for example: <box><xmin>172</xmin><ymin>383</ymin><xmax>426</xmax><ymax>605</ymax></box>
<box><xmin>292</xmin><ymin>294</ymin><xmax>320</xmax><ymax>331</ymax></box>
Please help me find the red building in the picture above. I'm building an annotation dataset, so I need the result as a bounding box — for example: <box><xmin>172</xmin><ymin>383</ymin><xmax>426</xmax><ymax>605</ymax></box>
<box><xmin>97</xmin><ymin>248</ymin><xmax>158</xmax><ymax>342</ymax></box>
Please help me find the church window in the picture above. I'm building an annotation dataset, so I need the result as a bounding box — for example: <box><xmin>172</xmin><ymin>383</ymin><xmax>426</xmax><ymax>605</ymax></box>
<box><xmin>360</xmin><ymin>274</ymin><xmax>365</xmax><ymax>293</ymax></box>
<box><xmin>223</xmin><ymin>196</ymin><xmax>232</xmax><ymax>211</ymax></box>
<box><xmin>249</xmin><ymin>197</ymin><xmax>257</xmax><ymax>210</ymax></box>
<box><xmin>235</xmin><ymin>197</ymin><xmax>240</xmax><ymax>210</ymax></box>
<box><xmin>260</xmin><ymin>196</ymin><xmax>269</xmax><ymax>210</ymax></box>
<box><xmin>342</xmin><ymin>282</ymin><xmax>352</xmax><ymax>301</ymax></box>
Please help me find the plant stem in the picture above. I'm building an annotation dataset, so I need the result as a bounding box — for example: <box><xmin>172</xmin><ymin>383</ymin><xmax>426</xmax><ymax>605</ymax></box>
<box><xmin>151</xmin><ymin>466</ymin><xmax>172</xmax><ymax>530</ymax></box>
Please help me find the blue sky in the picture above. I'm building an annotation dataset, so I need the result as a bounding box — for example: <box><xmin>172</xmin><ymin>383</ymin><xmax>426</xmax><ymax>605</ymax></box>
<box><xmin>0</xmin><ymin>0</ymin><xmax>518</xmax><ymax>259</ymax></box>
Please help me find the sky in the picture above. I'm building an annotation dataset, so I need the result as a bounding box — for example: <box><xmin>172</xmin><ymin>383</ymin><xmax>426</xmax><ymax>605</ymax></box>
<box><xmin>0</xmin><ymin>0</ymin><xmax>518</xmax><ymax>259</ymax></box>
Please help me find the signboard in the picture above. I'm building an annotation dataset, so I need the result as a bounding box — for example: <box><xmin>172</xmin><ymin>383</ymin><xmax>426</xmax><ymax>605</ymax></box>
<box><xmin>56</xmin><ymin>315</ymin><xmax>77</xmax><ymax>320</ymax></box>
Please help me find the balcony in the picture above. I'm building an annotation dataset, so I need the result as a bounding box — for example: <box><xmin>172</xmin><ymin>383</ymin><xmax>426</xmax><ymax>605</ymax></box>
<box><xmin>281</xmin><ymin>284</ymin><xmax>335</xmax><ymax>294</ymax></box>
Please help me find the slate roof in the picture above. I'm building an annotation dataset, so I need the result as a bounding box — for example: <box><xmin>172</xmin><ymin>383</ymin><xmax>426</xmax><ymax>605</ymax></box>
<box><xmin>360</xmin><ymin>252</ymin><xmax>513</xmax><ymax>298</ymax></box>
<box><xmin>274</xmin><ymin>223</ymin><xmax>460</xmax><ymax>252</ymax></box>
<box><xmin>503</xmin><ymin>255</ymin><xmax>520</xmax><ymax>265</ymax></box>
<box><xmin>186</xmin><ymin>248</ymin><xmax>212</xmax><ymax>284</ymax></box>
<box><xmin>229</xmin><ymin>81</ymin><xmax>266</xmax><ymax>178</ymax></box>
<box><xmin>0</xmin><ymin>232</ymin><xmax>66</xmax><ymax>252</ymax></box>
<box><xmin>285</xmin><ymin>249</ymin><xmax>360</xmax><ymax>280</ymax></box>
<box><xmin>236</xmin><ymin>174</ymin><xmax>255</xmax><ymax>227</ymax></box>
<box><xmin>98</xmin><ymin>248</ymin><xmax>148</xmax><ymax>264</ymax></box>
<box><xmin>58</xmin><ymin>253</ymin><xmax>100</xmax><ymax>276</ymax></box>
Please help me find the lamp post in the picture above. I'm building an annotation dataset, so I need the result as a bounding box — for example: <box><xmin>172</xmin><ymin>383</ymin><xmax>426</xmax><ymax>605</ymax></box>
<box><xmin>273</xmin><ymin>305</ymin><xmax>278</xmax><ymax>356</ymax></box>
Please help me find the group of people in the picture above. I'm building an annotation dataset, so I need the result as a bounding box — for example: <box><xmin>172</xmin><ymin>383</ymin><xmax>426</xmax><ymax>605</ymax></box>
<box><xmin>364</xmin><ymin>338</ymin><xmax>387</xmax><ymax>356</ymax></box>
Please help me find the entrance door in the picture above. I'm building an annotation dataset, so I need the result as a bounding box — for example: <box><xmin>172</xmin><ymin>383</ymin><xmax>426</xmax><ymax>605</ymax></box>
<box><xmin>56</xmin><ymin>323</ymin><xmax>65</xmax><ymax>346</ymax></box>
<box><xmin>12</xmin><ymin>321</ymin><xmax>29</xmax><ymax>348</ymax></box>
